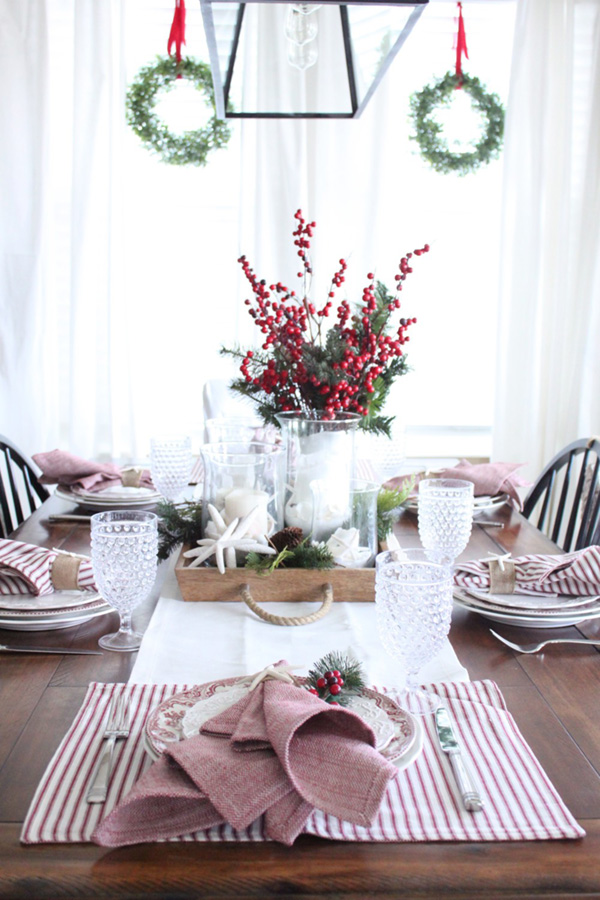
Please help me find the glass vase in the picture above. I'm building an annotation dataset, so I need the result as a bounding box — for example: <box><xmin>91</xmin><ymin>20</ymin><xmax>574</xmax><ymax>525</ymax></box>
<box><xmin>275</xmin><ymin>412</ymin><xmax>360</xmax><ymax>543</ymax></box>
<box><xmin>200</xmin><ymin>441</ymin><xmax>285</xmax><ymax>540</ymax></box>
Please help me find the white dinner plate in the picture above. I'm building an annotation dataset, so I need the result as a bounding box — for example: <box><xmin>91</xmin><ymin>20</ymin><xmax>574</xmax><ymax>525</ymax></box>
<box><xmin>144</xmin><ymin>676</ymin><xmax>422</xmax><ymax>771</ymax></box>
<box><xmin>0</xmin><ymin>596</ymin><xmax>113</xmax><ymax>631</ymax></box>
<box><xmin>55</xmin><ymin>484</ymin><xmax>161</xmax><ymax>509</ymax></box>
<box><xmin>453</xmin><ymin>590</ymin><xmax>600</xmax><ymax>628</ymax></box>
<box><xmin>0</xmin><ymin>590</ymin><xmax>102</xmax><ymax>612</ymax></box>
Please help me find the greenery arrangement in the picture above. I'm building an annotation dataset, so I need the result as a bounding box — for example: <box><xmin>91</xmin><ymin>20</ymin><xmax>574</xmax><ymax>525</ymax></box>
<box><xmin>125</xmin><ymin>55</ymin><xmax>231</xmax><ymax>166</ymax></box>
<box><xmin>245</xmin><ymin>538</ymin><xmax>335</xmax><ymax>574</ymax></box>
<box><xmin>222</xmin><ymin>210</ymin><xmax>429</xmax><ymax>437</ymax></box>
<box><xmin>305</xmin><ymin>650</ymin><xmax>366</xmax><ymax>705</ymax></box>
<box><xmin>409</xmin><ymin>71</ymin><xmax>504</xmax><ymax>176</ymax></box>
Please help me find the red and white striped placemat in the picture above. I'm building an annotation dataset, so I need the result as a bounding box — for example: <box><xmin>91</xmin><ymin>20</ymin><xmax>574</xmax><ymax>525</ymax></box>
<box><xmin>21</xmin><ymin>679</ymin><xmax>584</xmax><ymax>845</ymax></box>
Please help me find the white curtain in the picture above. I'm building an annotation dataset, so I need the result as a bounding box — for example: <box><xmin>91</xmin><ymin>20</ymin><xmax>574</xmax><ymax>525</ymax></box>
<box><xmin>493</xmin><ymin>0</ymin><xmax>600</xmax><ymax>478</ymax></box>
<box><xmin>0</xmin><ymin>1</ymin><xmax>51</xmax><ymax>450</ymax></box>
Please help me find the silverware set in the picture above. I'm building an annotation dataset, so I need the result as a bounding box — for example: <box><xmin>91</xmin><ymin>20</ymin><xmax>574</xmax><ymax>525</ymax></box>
<box><xmin>86</xmin><ymin>694</ymin><xmax>131</xmax><ymax>803</ymax></box>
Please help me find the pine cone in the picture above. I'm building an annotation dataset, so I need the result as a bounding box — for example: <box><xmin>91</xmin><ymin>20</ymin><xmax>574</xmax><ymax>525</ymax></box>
<box><xmin>269</xmin><ymin>527</ymin><xmax>303</xmax><ymax>554</ymax></box>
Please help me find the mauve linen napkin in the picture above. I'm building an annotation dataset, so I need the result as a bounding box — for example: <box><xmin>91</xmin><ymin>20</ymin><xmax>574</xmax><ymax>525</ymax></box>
<box><xmin>93</xmin><ymin>677</ymin><xmax>397</xmax><ymax>847</ymax></box>
<box><xmin>433</xmin><ymin>459</ymin><xmax>530</xmax><ymax>508</ymax></box>
<box><xmin>0</xmin><ymin>538</ymin><xmax>97</xmax><ymax>596</ymax></box>
<box><xmin>32</xmin><ymin>449</ymin><xmax>153</xmax><ymax>492</ymax></box>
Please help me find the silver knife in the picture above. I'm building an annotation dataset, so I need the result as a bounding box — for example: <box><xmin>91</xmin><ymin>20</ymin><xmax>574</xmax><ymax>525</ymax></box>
<box><xmin>435</xmin><ymin>706</ymin><xmax>484</xmax><ymax>812</ymax></box>
<box><xmin>0</xmin><ymin>643</ymin><xmax>102</xmax><ymax>656</ymax></box>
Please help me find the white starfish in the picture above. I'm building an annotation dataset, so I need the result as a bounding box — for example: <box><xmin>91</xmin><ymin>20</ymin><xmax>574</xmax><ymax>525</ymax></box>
<box><xmin>183</xmin><ymin>503</ymin><xmax>275</xmax><ymax>574</ymax></box>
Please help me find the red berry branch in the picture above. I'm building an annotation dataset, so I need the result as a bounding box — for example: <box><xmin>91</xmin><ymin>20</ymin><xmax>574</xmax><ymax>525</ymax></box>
<box><xmin>222</xmin><ymin>210</ymin><xmax>430</xmax><ymax>436</ymax></box>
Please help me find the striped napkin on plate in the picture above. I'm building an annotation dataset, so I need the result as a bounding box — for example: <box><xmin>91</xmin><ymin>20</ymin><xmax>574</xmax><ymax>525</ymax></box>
<box><xmin>20</xmin><ymin>680</ymin><xmax>584</xmax><ymax>845</ymax></box>
<box><xmin>454</xmin><ymin>546</ymin><xmax>600</xmax><ymax>597</ymax></box>
<box><xmin>0</xmin><ymin>539</ymin><xmax>96</xmax><ymax>596</ymax></box>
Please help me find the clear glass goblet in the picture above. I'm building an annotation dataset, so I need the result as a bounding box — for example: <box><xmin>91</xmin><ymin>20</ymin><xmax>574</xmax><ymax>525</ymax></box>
<box><xmin>91</xmin><ymin>510</ymin><xmax>158</xmax><ymax>652</ymax></box>
<box><xmin>417</xmin><ymin>478</ymin><xmax>474</xmax><ymax>566</ymax></box>
<box><xmin>150</xmin><ymin>435</ymin><xmax>192</xmax><ymax>501</ymax></box>
<box><xmin>375</xmin><ymin>548</ymin><xmax>454</xmax><ymax>715</ymax></box>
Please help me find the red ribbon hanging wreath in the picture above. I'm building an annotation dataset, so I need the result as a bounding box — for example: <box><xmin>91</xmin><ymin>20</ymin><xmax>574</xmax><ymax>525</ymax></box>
<box><xmin>168</xmin><ymin>0</ymin><xmax>186</xmax><ymax>71</ymax></box>
<box><xmin>454</xmin><ymin>2</ymin><xmax>469</xmax><ymax>88</ymax></box>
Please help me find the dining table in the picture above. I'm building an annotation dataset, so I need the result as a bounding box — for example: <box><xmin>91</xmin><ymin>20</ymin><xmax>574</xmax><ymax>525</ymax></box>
<box><xmin>2</xmin><ymin>490</ymin><xmax>600</xmax><ymax>899</ymax></box>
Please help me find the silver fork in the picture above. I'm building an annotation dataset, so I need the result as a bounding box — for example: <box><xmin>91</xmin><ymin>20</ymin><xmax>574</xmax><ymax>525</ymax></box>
<box><xmin>490</xmin><ymin>628</ymin><xmax>600</xmax><ymax>654</ymax></box>
<box><xmin>86</xmin><ymin>693</ymin><xmax>131</xmax><ymax>803</ymax></box>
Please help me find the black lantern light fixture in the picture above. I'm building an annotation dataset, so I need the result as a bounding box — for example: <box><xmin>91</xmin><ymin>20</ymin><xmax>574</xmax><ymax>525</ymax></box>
<box><xmin>198</xmin><ymin>0</ymin><xmax>429</xmax><ymax>118</ymax></box>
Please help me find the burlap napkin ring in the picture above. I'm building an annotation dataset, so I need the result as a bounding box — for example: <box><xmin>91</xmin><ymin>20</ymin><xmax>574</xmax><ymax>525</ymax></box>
<box><xmin>488</xmin><ymin>556</ymin><xmax>516</xmax><ymax>594</ymax></box>
<box><xmin>121</xmin><ymin>467</ymin><xmax>144</xmax><ymax>488</ymax></box>
<box><xmin>50</xmin><ymin>549</ymin><xmax>87</xmax><ymax>590</ymax></box>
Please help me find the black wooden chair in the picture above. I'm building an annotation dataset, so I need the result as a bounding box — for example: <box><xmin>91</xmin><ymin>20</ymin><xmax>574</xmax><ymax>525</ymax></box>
<box><xmin>0</xmin><ymin>435</ymin><xmax>49</xmax><ymax>539</ymax></box>
<box><xmin>522</xmin><ymin>437</ymin><xmax>600</xmax><ymax>552</ymax></box>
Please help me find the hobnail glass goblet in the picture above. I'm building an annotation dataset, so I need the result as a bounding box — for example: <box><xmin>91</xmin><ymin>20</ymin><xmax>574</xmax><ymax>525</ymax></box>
<box><xmin>375</xmin><ymin>548</ymin><xmax>454</xmax><ymax>715</ymax></box>
<box><xmin>91</xmin><ymin>511</ymin><xmax>158</xmax><ymax>652</ymax></box>
<box><xmin>150</xmin><ymin>435</ymin><xmax>192</xmax><ymax>501</ymax></box>
<box><xmin>417</xmin><ymin>478</ymin><xmax>474</xmax><ymax>566</ymax></box>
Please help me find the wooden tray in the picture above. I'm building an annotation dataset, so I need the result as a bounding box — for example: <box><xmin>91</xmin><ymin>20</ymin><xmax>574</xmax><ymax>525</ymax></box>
<box><xmin>175</xmin><ymin>545</ymin><xmax>375</xmax><ymax>602</ymax></box>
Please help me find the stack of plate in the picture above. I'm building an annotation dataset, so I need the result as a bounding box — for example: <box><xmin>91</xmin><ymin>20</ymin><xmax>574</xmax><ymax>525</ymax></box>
<box><xmin>453</xmin><ymin>586</ymin><xmax>600</xmax><ymax>629</ymax></box>
<box><xmin>55</xmin><ymin>484</ymin><xmax>162</xmax><ymax>510</ymax></box>
<box><xmin>403</xmin><ymin>492</ymin><xmax>509</xmax><ymax>514</ymax></box>
<box><xmin>0</xmin><ymin>590</ymin><xmax>112</xmax><ymax>631</ymax></box>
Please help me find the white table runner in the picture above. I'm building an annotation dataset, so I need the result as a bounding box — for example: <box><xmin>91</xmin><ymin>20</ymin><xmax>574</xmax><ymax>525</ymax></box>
<box><xmin>129</xmin><ymin>562</ymin><xmax>469</xmax><ymax>687</ymax></box>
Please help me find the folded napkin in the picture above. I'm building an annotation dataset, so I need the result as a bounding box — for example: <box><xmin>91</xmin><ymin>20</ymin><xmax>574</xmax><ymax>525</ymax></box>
<box><xmin>454</xmin><ymin>545</ymin><xmax>600</xmax><ymax>596</ymax></box>
<box><xmin>32</xmin><ymin>449</ymin><xmax>153</xmax><ymax>493</ymax></box>
<box><xmin>434</xmin><ymin>460</ymin><xmax>530</xmax><ymax>508</ymax></box>
<box><xmin>0</xmin><ymin>538</ymin><xmax>97</xmax><ymax>596</ymax></box>
<box><xmin>93</xmin><ymin>673</ymin><xmax>397</xmax><ymax>848</ymax></box>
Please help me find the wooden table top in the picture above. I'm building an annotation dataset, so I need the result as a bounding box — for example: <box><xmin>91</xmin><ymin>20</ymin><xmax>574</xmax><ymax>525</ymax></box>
<box><xmin>2</xmin><ymin>494</ymin><xmax>600</xmax><ymax>899</ymax></box>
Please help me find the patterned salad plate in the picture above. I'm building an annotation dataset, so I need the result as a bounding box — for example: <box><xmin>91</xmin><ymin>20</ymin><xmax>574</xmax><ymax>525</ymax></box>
<box><xmin>144</xmin><ymin>676</ymin><xmax>423</xmax><ymax>771</ymax></box>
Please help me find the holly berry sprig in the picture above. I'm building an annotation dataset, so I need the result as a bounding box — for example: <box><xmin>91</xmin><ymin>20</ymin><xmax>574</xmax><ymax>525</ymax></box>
<box><xmin>305</xmin><ymin>651</ymin><xmax>366</xmax><ymax>706</ymax></box>
<box><xmin>221</xmin><ymin>210</ymin><xmax>429</xmax><ymax>436</ymax></box>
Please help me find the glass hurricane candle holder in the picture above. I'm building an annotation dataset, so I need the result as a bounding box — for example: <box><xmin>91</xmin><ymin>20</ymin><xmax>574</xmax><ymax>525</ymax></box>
<box><xmin>275</xmin><ymin>412</ymin><xmax>360</xmax><ymax>542</ymax></box>
<box><xmin>200</xmin><ymin>441</ymin><xmax>285</xmax><ymax>540</ymax></box>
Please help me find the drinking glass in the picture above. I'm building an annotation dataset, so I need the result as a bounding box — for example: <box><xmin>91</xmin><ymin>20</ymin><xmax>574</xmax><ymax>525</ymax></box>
<box><xmin>417</xmin><ymin>478</ymin><xmax>474</xmax><ymax>565</ymax></box>
<box><xmin>150</xmin><ymin>435</ymin><xmax>192</xmax><ymax>501</ymax></box>
<box><xmin>375</xmin><ymin>548</ymin><xmax>454</xmax><ymax>715</ymax></box>
<box><xmin>91</xmin><ymin>511</ymin><xmax>158</xmax><ymax>652</ymax></box>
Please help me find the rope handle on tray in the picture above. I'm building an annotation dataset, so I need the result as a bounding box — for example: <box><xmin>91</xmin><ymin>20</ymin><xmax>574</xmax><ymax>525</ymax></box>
<box><xmin>239</xmin><ymin>583</ymin><xmax>333</xmax><ymax>626</ymax></box>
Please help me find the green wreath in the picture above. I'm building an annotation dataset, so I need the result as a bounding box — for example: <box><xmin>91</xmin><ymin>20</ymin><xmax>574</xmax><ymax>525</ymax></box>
<box><xmin>126</xmin><ymin>55</ymin><xmax>231</xmax><ymax>166</ymax></box>
<box><xmin>409</xmin><ymin>71</ymin><xmax>504</xmax><ymax>176</ymax></box>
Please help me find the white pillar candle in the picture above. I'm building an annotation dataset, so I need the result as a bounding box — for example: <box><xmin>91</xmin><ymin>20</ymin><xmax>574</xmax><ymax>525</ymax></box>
<box><xmin>224</xmin><ymin>488</ymin><xmax>270</xmax><ymax>537</ymax></box>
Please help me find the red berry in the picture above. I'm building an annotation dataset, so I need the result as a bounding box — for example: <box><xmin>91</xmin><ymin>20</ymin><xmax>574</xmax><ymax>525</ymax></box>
<box><xmin>324</xmin><ymin>671</ymin><xmax>334</xmax><ymax>679</ymax></box>
<box><xmin>316</xmin><ymin>677</ymin><xmax>327</xmax><ymax>689</ymax></box>
<box><xmin>327</xmin><ymin>675</ymin><xmax>338</xmax><ymax>685</ymax></box>
<box><xmin>308</xmin><ymin>688</ymin><xmax>319</xmax><ymax>696</ymax></box>
<box><xmin>329</xmin><ymin>683</ymin><xmax>341</xmax><ymax>695</ymax></box>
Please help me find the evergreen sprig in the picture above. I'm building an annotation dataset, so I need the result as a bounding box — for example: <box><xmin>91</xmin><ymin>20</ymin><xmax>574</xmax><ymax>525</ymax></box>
<box><xmin>244</xmin><ymin>539</ymin><xmax>335</xmax><ymax>574</ymax></box>
<box><xmin>157</xmin><ymin>500</ymin><xmax>204</xmax><ymax>561</ymax></box>
<box><xmin>377</xmin><ymin>481</ymin><xmax>415</xmax><ymax>542</ymax></box>
<box><xmin>306</xmin><ymin>650</ymin><xmax>366</xmax><ymax>706</ymax></box>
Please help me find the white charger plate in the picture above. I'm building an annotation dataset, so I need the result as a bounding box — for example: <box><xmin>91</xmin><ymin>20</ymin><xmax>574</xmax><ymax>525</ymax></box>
<box><xmin>144</xmin><ymin>676</ymin><xmax>422</xmax><ymax>771</ymax></box>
